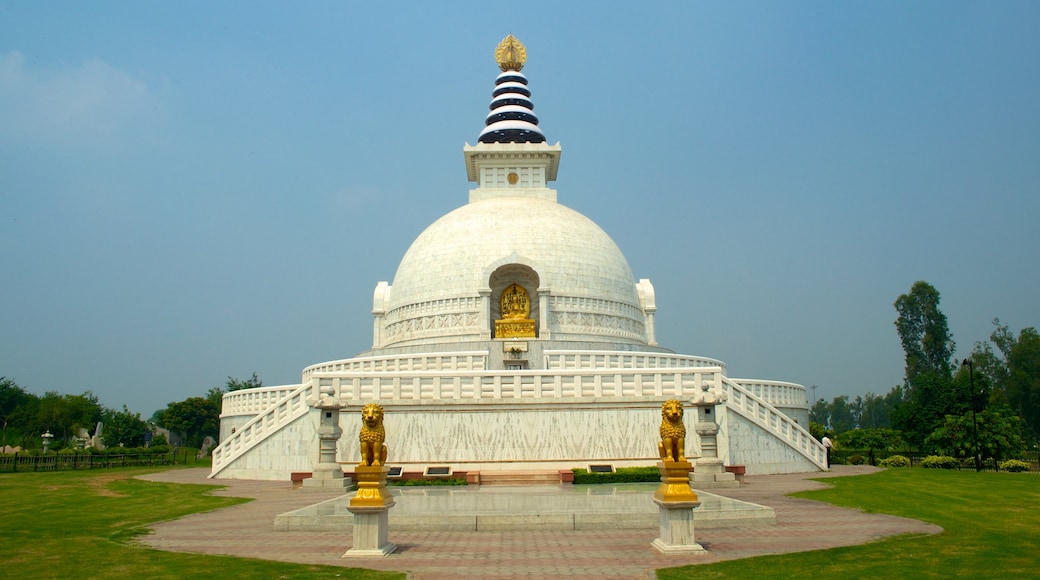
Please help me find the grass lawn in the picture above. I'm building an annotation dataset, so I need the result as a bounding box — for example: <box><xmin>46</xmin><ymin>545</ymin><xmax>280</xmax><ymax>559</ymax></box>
<box><xmin>657</xmin><ymin>468</ymin><xmax>1040</xmax><ymax>579</ymax></box>
<box><xmin>0</xmin><ymin>467</ymin><xmax>404</xmax><ymax>580</ymax></box>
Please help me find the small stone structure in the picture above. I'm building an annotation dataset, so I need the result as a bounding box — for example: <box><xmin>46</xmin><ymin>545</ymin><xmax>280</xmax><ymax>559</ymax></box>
<box><xmin>303</xmin><ymin>386</ymin><xmax>351</xmax><ymax>490</ymax></box>
<box><xmin>690</xmin><ymin>382</ymin><xmax>738</xmax><ymax>488</ymax></box>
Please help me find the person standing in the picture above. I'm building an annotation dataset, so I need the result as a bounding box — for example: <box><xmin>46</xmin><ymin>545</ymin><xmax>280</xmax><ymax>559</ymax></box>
<box><xmin>822</xmin><ymin>435</ymin><xmax>833</xmax><ymax>468</ymax></box>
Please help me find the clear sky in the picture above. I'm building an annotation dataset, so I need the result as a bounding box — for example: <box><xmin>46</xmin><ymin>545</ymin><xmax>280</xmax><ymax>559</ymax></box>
<box><xmin>2</xmin><ymin>1</ymin><xmax>1038</xmax><ymax>417</ymax></box>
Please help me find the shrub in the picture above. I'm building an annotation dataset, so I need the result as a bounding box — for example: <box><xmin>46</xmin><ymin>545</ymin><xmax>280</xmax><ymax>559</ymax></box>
<box><xmin>922</xmin><ymin>455</ymin><xmax>959</xmax><ymax>469</ymax></box>
<box><xmin>880</xmin><ymin>455</ymin><xmax>910</xmax><ymax>468</ymax></box>
<box><xmin>848</xmin><ymin>455</ymin><xmax>866</xmax><ymax>465</ymax></box>
<box><xmin>572</xmin><ymin>466</ymin><xmax>660</xmax><ymax>484</ymax></box>
<box><xmin>999</xmin><ymin>459</ymin><xmax>1030</xmax><ymax>473</ymax></box>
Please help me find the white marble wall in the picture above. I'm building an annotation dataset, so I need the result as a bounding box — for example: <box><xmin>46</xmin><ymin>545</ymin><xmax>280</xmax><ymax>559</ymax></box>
<box><xmin>336</xmin><ymin>402</ymin><xmax>666</xmax><ymax>466</ymax></box>
<box><xmin>219</xmin><ymin>415</ymin><xmax>316</xmax><ymax>480</ymax></box>
<box><xmin>723</xmin><ymin>409</ymin><xmax>820</xmax><ymax>474</ymax></box>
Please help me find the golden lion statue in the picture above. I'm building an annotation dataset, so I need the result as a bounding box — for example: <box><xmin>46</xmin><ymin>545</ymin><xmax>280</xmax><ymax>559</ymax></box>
<box><xmin>658</xmin><ymin>399</ymin><xmax>687</xmax><ymax>462</ymax></box>
<box><xmin>358</xmin><ymin>403</ymin><xmax>388</xmax><ymax>467</ymax></box>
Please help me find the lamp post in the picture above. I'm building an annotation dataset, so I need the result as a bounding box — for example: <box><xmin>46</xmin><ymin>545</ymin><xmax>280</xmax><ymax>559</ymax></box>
<box><xmin>961</xmin><ymin>359</ymin><xmax>982</xmax><ymax>472</ymax></box>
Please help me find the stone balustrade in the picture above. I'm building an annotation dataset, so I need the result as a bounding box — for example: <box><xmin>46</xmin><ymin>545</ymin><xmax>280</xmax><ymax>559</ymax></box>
<box><xmin>328</xmin><ymin>367</ymin><xmax>725</xmax><ymax>402</ymax></box>
<box><xmin>301</xmin><ymin>351</ymin><xmax>489</xmax><ymax>382</ymax></box>
<box><xmin>544</xmin><ymin>350</ymin><xmax>727</xmax><ymax>372</ymax></box>
<box><xmin>731</xmin><ymin>379</ymin><xmax>808</xmax><ymax>408</ymax></box>
<box><xmin>220</xmin><ymin>385</ymin><xmax>302</xmax><ymax>417</ymax></box>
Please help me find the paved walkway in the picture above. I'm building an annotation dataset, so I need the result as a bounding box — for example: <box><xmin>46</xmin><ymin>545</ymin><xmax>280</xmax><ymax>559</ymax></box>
<box><xmin>137</xmin><ymin>466</ymin><xmax>940</xmax><ymax>579</ymax></box>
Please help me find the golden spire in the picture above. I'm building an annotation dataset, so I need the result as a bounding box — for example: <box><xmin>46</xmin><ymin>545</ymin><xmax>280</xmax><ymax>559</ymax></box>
<box><xmin>495</xmin><ymin>34</ymin><xmax>527</xmax><ymax>72</ymax></box>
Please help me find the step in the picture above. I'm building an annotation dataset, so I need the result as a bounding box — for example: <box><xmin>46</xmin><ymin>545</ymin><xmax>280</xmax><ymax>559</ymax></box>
<box><xmin>478</xmin><ymin>471</ymin><xmax>563</xmax><ymax>485</ymax></box>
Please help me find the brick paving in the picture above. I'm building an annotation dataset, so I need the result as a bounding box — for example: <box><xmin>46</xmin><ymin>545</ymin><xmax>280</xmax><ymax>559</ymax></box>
<box><xmin>137</xmin><ymin>466</ymin><xmax>940</xmax><ymax>579</ymax></box>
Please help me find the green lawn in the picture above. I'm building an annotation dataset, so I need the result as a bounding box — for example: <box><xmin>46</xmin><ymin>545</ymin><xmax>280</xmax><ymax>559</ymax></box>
<box><xmin>0</xmin><ymin>467</ymin><xmax>403</xmax><ymax>580</ymax></box>
<box><xmin>4</xmin><ymin>465</ymin><xmax>1037</xmax><ymax>579</ymax></box>
<box><xmin>657</xmin><ymin>469</ymin><xmax>1040</xmax><ymax>579</ymax></box>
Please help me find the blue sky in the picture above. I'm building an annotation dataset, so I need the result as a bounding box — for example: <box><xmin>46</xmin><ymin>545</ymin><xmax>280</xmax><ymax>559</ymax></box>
<box><xmin>2</xmin><ymin>1</ymin><xmax>1038</xmax><ymax>416</ymax></box>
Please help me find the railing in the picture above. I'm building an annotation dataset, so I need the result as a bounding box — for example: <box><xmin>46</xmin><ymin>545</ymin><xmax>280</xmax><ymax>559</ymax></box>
<box><xmin>209</xmin><ymin>382</ymin><xmax>316</xmax><ymax>478</ymax></box>
<box><xmin>301</xmin><ymin>351</ymin><xmax>488</xmax><ymax>382</ymax></box>
<box><xmin>545</xmin><ymin>350</ymin><xmax>726</xmax><ymax>372</ymax></box>
<box><xmin>732</xmin><ymin>379</ymin><xmax>808</xmax><ymax>408</ymax></box>
<box><xmin>329</xmin><ymin>367</ymin><xmax>724</xmax><ymax>401</ymax></box>
<box><xmin>220</xmin><ymin>385</ymin><xmax>302</xmax><ymax>417</ymax></box>
<box><xmin>0</xmin><ymin>452</ymin><xmax>178</xmax><ymax>472</ymax></box>
<box><xmin>722</xmin><ymin>377</ymin><xmax>827</xmax><ymax>469</ymax></box>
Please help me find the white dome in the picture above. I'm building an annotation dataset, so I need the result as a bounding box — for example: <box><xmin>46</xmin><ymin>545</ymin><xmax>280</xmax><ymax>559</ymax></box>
<box><xmin>380</xmin><ymin>195</ymin><xmax>648</xmax><ymax>348</ymax></box>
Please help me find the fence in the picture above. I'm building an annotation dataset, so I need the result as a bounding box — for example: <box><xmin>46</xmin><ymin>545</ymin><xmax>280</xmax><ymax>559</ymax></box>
<box><xmin>830</xmin><ymin>449</ymin><xmax>1040</xmax><ymax>472</ymax></box>
<box><xmin>0</xmin><ymin>448</ymin><xmax>200</xmax><ymax>473</ymax></box>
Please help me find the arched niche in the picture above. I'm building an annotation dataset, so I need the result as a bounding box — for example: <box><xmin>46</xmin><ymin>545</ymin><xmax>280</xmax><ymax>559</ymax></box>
<box><xmin>489</xmin><ymin>264</ymin><xmax>540</xmax><ymax>338</ymax></box>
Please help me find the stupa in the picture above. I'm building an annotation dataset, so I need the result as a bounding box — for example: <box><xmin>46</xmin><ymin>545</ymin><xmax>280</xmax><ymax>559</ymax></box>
<box><xmin>210</xmin><ymin>35</ymin><xmax>826</xmax><ymax>481</ymax></box>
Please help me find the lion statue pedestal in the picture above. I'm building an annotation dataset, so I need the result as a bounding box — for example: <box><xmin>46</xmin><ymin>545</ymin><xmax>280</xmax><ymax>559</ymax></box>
<box><xmin>651</xmin><ymin>400</ymin><xmax>706</xmax><ymax>555</ymax></box>
<box><xmin>344</xmin><ymin>403</ymin><xmax>397</xmax><ymax>558</ymax></box>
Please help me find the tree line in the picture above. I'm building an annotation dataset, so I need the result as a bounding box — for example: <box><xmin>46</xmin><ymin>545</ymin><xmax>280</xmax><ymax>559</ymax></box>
<box><xmin>811</xmin><ymin>281</ymin><xmax>1038</xmax><ymax>465</ymax></box>
<box><xmin>1</xmin><ymin>373</ymin><xmax>263</xmax><ymax>452</ymax></box>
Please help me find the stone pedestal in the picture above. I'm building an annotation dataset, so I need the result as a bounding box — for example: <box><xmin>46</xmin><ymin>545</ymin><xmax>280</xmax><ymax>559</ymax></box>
<box><xmin>344</xmin><ymin>466</ymin><xmax>396</xmax><ymax>557</ymax></box>
<box><xmin>303</xmin><ymin>467</ymin><xmax>353</xmax><ymax>489</ymax></box>
<box><xmin>652</xmin><ymin>461</ymin><xmax>705</xmax><ymax>554</ymax></box>
<box><xmin>652</xmin><ymin>498</ymin><xmax>706</xmax><ymax>554</ymax></box>
<box><xmin>690</xmin><ymin>384</ymin><xmax>738</xmax><ymax>489</ymax></box>
<box><xmin>690</xmin><ymin>456</ymin><xmax>738</xmax><ymax>489</ymax></box>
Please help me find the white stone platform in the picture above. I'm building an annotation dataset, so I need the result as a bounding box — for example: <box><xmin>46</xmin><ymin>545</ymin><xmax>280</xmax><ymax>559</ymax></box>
<box><xmin>274</xmin><ymin>483</ymin><xmax>775</xmax><ymax>532</ymax></box>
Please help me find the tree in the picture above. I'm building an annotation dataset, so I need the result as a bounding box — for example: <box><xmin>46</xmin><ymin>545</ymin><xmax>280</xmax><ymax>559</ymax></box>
<box><xmin>828</xmin><ymin>395</ymin><xmax>857</xmax><ymax>434</ymax></box>
<box><xmin>836</xmin><ymin>428</ymin><xmax>906</xmax><ymax>464</ymax></box>
<box><xmin>893</xmin><ymin>281</ymin><xmax>958</xmax><ymax>447</ymax></box>
<box><xmin>894</xmin><ymin>281</ymin><xmax>955</xmax><ymax>384</ymax></box>
<box><xmin>0</xmin><ymin>377</ymin><xmax>35</xmax><ymax>448</ymax></box>
<box><xmin>34</xmin><ymin>391</ymin><xmax>103</xmax><ymax>447</ymax></box>
<box><xmin>1006</xmin><ymin>327</ymin><xmax>1040</xmax><ymax>440</ymax></box>
<box><xmin>809</xmin><ymin>399</ymin><xmax>829</xmax><ymax>426</ymax></box>
<box><xmin>968</xmin><ymin>320</ymin><xmax>1040</xmax><ymax>441</ymax></box>
<box><xmin>809</xmin><ymin>421</ymin><xmax>826</xmax><ymax>441</ymax></box>
<box><xmin>858</xmin><ymin>392</ymin><xmax>893</xmax><ymax>429</ymax></box>
<box><xmin>225</xmin><ymin>373</ymin><xmax>263</xmax><ymax>392</ymax></box>
<box><xmin>101</xmin><ymin>405</ymin><xmax>148</xmax><ymax>448</ymax></box>
<box><xmin>156</xmin><ymin>397</ymin><xmax>219</xmax><ymax>449</ymax></box>
<box><xmin>925</xmin><ymin>408</ymin><xmax>1027</xmax><ymax>463</ymax></box>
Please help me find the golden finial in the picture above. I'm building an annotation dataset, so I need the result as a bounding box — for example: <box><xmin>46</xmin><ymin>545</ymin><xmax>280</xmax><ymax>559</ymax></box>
<box><xmin>495</xmin><ymin>34</ymin><xmax>527</xmax><ymax>72</ymax></box>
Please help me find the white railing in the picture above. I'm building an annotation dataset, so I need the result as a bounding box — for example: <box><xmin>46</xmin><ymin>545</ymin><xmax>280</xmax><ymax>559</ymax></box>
<box><xmin>326</xmin><ymin>366</ymin><xmax>724</xmax><ymax>401</ymax></box>
<box><xmin>301</xmin><ymin>351</ymin><xmax>488</xmax><ymax>382</ymax></box>
<box><xmin>545</xmin><ymin>350</ymin><xmax>726</xmax><ymax>372</ymax></box>
<box><xmin>209</xmin><ymin>382</ymin><xmax>316</xmax><ymax>478</ymax></box>
<box><xmin>220</xmin><ymin>385</ymin><xmax>301</xmax><ymax>417</ymax></box>
<box><xmin>732</xmin><ymin>379</ymin><xmax>808</xmax><ymax>409</ymax></box>
<box><xmin>722</xmin><ymin>377</ymin><xmax>826</xmax><ymax>469</ymax></box>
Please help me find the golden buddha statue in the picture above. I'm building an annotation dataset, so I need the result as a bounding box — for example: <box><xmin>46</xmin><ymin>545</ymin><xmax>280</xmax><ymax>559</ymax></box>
<box><xmin>495</xmin><ymin>283</ymin><xmax>536</xmax><ymax>338</ymax></box>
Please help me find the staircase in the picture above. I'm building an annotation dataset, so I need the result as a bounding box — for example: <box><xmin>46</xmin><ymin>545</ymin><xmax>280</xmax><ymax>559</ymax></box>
<box><xmin>209</xmin><ymin>382</ymin><xmax>315</xmax><ymax>479</ymax></box>
<box><xmin>722</xmin><ymin>377</ymin><xmax>827</xmax><ymax>470</ymax></box>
